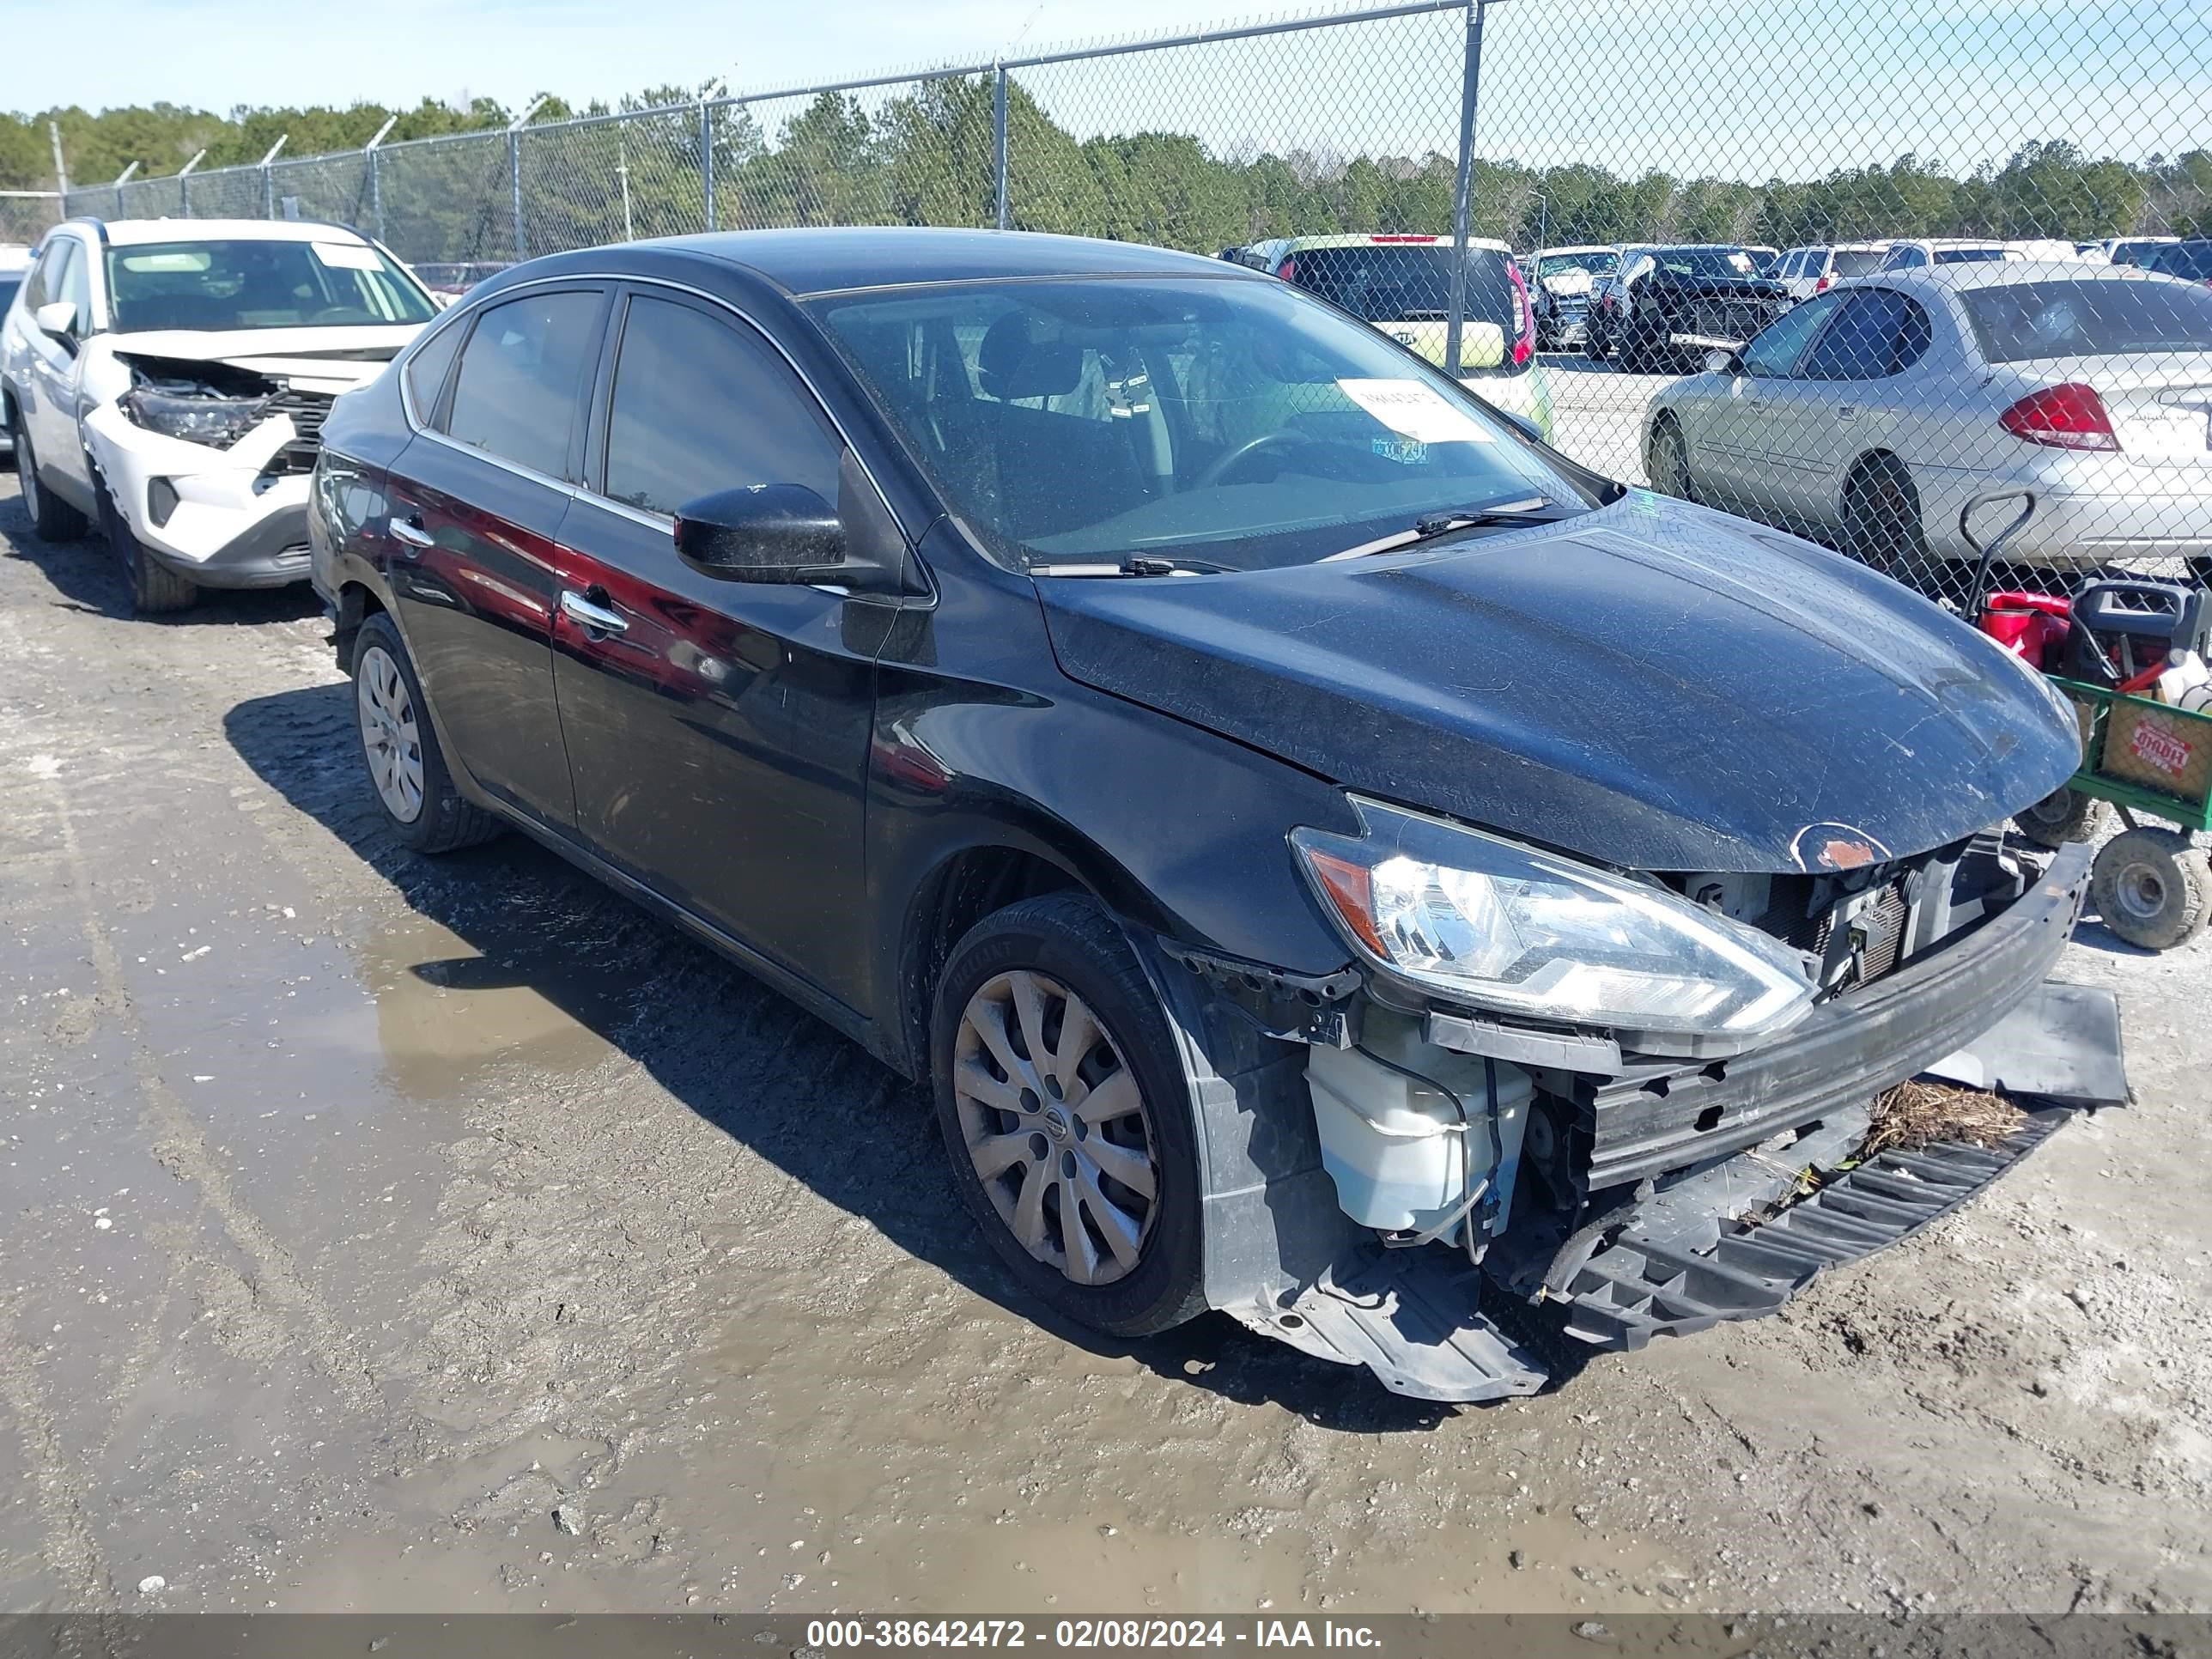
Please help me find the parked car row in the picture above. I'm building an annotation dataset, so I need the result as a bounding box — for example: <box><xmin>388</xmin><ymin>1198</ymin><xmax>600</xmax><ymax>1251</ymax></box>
<box><xmin>0</xmin><ymin>218</ymin><xmax>2137</xmax><ymax>1404</ymax></box>
<box><xmin>1640</xmin><ymin>259</ymin><xmax>2212</xmax><ymax>582</ymax></box>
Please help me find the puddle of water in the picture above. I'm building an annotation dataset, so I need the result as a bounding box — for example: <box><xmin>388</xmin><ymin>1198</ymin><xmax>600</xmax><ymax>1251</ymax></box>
<box><xmin>351</xmin><ymin>909</ymin><xmax>623</xmax><ymax>1102</ymax></box>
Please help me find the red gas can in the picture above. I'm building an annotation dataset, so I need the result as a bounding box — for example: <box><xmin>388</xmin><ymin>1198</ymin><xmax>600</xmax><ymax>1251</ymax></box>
<box><xmin>1978</xmin><ymin>591</ymin><xmax>2070</xmax><ymax>672</ymax></box>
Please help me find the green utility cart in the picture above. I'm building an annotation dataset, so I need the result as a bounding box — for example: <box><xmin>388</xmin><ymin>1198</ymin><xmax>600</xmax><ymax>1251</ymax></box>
<box><xmin>2016</xmin><ymin>678</ymin><xmax>2212</xmax><ymax>950</ymax></box>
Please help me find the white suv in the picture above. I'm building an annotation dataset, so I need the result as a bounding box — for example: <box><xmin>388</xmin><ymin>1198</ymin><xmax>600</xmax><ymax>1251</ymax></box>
<box><xmin>2</xmin><ymin>218</ymin><xmax>436</xmax><ymax>611</ymax></box>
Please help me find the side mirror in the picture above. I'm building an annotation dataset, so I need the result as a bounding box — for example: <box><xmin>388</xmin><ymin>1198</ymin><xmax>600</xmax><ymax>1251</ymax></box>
<box><xmin>33</xmin><ymin>300</ymin><xmax>77</xmax><ymax>342</ymax></box>
<box><xmin>1704</xmin><ymin>348</ymin><xmax>1743</xmax><ymax>377</ymax></box>
<box><xmin>674</xmin><ymin>484</ymin><xmax>864</xmax><ymax>586</ymax></box>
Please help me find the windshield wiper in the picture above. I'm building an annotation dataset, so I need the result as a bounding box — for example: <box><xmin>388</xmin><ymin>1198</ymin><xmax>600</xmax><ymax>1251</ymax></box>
<box><xmin>1322</xmin><ymin>496</ymin><xmax>1571</xmax><ymax>562</ymax></box>
<box><xmin>1030</xmin><ymin>556</ymin><xmax>1235</xmax><ymax>578</ymax></box>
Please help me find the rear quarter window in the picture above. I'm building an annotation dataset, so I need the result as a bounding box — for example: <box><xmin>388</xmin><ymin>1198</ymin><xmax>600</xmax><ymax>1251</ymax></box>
<box><xmin>1961</xmin><ymin>279</ymin><xmax>2212</xmax><ymax>362</ymax></box>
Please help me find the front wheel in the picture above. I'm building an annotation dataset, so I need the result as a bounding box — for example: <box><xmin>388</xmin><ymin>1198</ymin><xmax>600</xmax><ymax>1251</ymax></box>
<box><xmin>931</xmin><ymin>894</ymin><xmax>1206</xmax><ymax>1338</ymax></box>
<box><xmin>2092</xmin><ymin>827</ymin><xmax>2211</xmax><ymax>951</ymax></box>
<box><xmin>1648</xmin><ymin>417</ymin><xmax>1694</xmax><ymax>501</ymax></box>
<box><xmin>98</xmin><ymin>482</ymin><xmax>198</xmax><ymax>614</ymax></box>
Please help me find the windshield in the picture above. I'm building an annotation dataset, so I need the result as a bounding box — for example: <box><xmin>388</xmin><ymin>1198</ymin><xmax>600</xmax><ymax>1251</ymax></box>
<box><xmin>812</xmin><ymin>276</ymin><xmax>1593</xmax><ymax>574</ymax></box>
<box><xmin>1279</xmin><ymin>244</ymin><xmax>1516</xmax><ymax>326</ymax></box>
<box><xmin>1539</xmin><ymin>251</ymin><xmax>1617</xmax><ymax>278</ymax></box>
<box><xmin>1832</xmin><ymin>248</ymin><xmax>1890</xmax><ymax>277</ymax></box>
<box><xmin>104</xmin><ymin>239</ymin><xmax>436</xmax><ymax>333</ymax></box>
<box><xmin>1935</xmin><ymin>246</ymin><xmax>2010</xmax><ymax>265</ymax></box>
<box><xmin>0</xmin><ymin>276</ymin><xmax>20</xmax><ymax>315</ymax></box>
<box><xmin>1648</xmin><ymin>246</ymin><xmax>1758</xmax><ymax>279</ymax></box>
<box><xmin>1962</xmin><ymin>278</ymin><xmax>2212</xmax><ymax>362</ymax></box>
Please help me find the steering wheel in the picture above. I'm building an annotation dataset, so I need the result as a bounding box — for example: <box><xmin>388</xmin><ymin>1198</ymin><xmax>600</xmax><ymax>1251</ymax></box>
<box><xmin>1194</xmin><ymin>430</ymin><xmax>1364</xmax><ymax>489</ymax></box>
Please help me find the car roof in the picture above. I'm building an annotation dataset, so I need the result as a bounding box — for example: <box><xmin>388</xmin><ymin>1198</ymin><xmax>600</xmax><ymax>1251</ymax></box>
<box><xmin>1263</xmin><ymin>232</ymin><xmax>1513</xmax><ymax>254</ymax></box>
<box><xmin>1535</xmin><ymin>244</ymin><xmax>1614</xmax><ymax>257</ymax></box>
<box><xmin>638</xmin><ymin>227</ymin><xmax>1255</xmax><ymax>296</ymax></box>
<box><xmin>69</xmin><ymin>218</ymin><xmax>373</xmax><ymax>247</ymax></box>
<box><xmin>1840</xmin><ymin>259</ymin><xmax>2188</xmax><ymax>294</ymax></box>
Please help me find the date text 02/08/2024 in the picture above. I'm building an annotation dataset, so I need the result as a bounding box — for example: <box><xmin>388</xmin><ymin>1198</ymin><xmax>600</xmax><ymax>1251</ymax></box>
<box><xmin>803</xmin><ymin>1620</ymin><xmax>1385</xmax><ymax>1650</ymax></box>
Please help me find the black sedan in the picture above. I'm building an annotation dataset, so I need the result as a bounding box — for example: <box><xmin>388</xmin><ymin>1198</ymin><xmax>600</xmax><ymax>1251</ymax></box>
<box><xmin>1586</xmin><ymin>244</ymin><xmax>1792</xmax><ymax>374</ymax></box>
<box><xmin>310</xmin><ymin>228</ymin><xmax>2110</xmax><ymax>1401</ymax></box>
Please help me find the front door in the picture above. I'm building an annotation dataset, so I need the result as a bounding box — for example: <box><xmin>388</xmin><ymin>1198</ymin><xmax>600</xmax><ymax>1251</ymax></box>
<box><xmin>381</xmin><ymin>283</ymin><xmax>610</xmax><ymax>828</ymax></box>
<box><xmin>551</xmin><ymin>288</ymin><xmax>889</xmax><ymax>1012</ymax></box>
<box><xmin>1692</xmin><ymin>290</ymin><xmax>1842</xmax><ymax>515</ymax></box>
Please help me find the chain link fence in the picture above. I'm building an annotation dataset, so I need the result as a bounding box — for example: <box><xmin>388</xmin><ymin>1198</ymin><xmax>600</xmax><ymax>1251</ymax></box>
<box><xmin>3</xmin><ymin>190</ymin><xmax>65</xmax><ymax>244</ymax></box>
<box><xmin>55</xmin><ymin>0</ymin><xmax>2212</xmax><ymax>611</ymax></box>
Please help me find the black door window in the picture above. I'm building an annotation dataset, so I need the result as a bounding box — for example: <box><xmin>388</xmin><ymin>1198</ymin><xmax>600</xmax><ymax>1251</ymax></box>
<box><xmin>601</xmin><ymin>294</ymin><xmax>842</xmax><ymax>516</ymax></box>
<box><xmin>404</xmin><ymin>314</ymin><xmax>467</xmax><ymax>420</ymax></box>
<box><xmin>1800</xmin><ymin>289</ymin><xmax>1931</xmax><ymax>380</ymax></box>
<box><xmin>442</xmin><ymin>289</ymin><xmax>602</xmax><ymax>478</ymax></box>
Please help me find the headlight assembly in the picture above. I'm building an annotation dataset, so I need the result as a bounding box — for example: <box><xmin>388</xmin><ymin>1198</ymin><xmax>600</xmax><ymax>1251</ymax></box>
<box><xmin>1291</xmin><ymin>796</ymin><xmax>1816</xmax><ymax>1040</ymax></box>
<box><xmin>119</xmin><ymin>383</ymin><xmax>274</xmax><ymax>448</ymax></box>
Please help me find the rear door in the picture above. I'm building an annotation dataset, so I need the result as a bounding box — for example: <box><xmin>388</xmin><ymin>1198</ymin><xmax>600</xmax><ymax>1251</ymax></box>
<box><xmin>550</xmin><ymin>286</ymin><xmax>889</xmax><ymax>1011</ymax></box>
<box><xmin>381</xmin><ymin>282</ymin><xmax>610</xmax><ymax>828</ymax></box>
<box><xmin>21</xmin><ymin>238</ymin><xmax>95</xmax><ymax>501</ymax></box>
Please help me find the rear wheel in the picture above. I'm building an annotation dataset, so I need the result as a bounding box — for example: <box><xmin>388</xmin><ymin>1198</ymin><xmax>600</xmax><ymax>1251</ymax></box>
<box><xmin>2091</xmin><ymin>827</ymin><xmax>2211</xmax><ymax>951</ymax></box>
<box><xmin>931</xmin><ymin>894</ymin><xmax>1206</xmax><ymax>1338</ymax></box>
<box><xmin>1842</xmin><ymin>458</ymin><xmax>1930</xmax><ymax>586</ymax></box>
<box><xmin>2014</xmin><ymin>787</ymin><xmax>2105</xmax><ymax>850</ymax></box>
<box><xmin>11</xmin><ymin>409</ymin><xmax>90</xmax><ymax>543</ymax></box>
<box><xmin>351</xmin><ymin>611</ymin><xmax>502</xmax><ymax>854</ymax></box>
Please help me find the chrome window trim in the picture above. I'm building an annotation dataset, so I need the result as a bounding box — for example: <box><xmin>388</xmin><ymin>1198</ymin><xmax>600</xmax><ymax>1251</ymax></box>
<box><xmin>392</xmin><ymin>269</ymin><xmax>911</xmax><ymax>542</ymax></box>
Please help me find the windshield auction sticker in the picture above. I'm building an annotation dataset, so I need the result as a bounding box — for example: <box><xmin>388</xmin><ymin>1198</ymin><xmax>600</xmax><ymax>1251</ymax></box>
<box><xmin>1336</xmin><ymin>378</ymin><xmax>1493</xmax><ymax>444</ymax></box>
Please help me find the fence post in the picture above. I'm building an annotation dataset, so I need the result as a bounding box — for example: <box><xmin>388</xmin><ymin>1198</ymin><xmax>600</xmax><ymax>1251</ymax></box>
<box><xmin>701</xmin><ymin>102</ymin><xmax>717</xmax><ymax>231</ymax></box>
<box><xmin>363</xmin><ymin>116</ymin><xmax>398</xmax><ymax>246</ymax></box>
<box><xmin>177</xmin><ymin>149</ymin><xmax>204</xmax><ymax>219</ymax></box>
<box><xmin>258</xmin><ymin>134</ymin><xmax>289</xmax><ymax>221</ymax></box>
<box><xmin>994</xmin><ymin>64</ymin><xmax>1010</xmax><ymax>230</ymax></box>
<box><xmin>1444</xmin><ymin>0</ymin><xmax>1488</xmax><ymax>380</ymax></box>
<box><xmin>508</xmin><ymin>128</ymin><xmax>525</xmax><ymax>259</ymax></box>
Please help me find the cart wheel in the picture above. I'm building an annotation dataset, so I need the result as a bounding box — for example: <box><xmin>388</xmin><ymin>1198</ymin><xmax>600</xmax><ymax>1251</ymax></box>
<box><xmin>2091</xmin><ymin>828</ymin><xmax>2212</xmax><ymax>951</ymax></box>
<box><xmin>2014</xmin><ymin>787</ymin><xmax>2106</xmax><ymax>849</ymax></box>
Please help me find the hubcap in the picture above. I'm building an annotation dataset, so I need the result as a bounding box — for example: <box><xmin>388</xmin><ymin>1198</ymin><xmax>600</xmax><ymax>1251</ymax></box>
<box><xmin>356</xmin><ymin>644</ymin><xmax>426</xmax><ymax>824</ymax></box>
<box><xmin>2116</xmin><ymin>861</ymin><xmax>2168</xmax><ymax>921</ymax></box>
<box><xmin>953</xmin><ymin>969</ymin><xmax>1158</xmax><ymax>1286</ymax></box>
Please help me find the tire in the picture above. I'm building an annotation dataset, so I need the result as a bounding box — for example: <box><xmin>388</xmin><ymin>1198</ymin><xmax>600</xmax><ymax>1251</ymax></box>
<box><xmin>350</xmin><ymin>611</ymin><xmax>503</xmax><ymax>854</ymax></box>
<box><xmin>10</xmin><ymin>407</ymin><xmax>91</xmax><ymax>543</ymax></box>
<box><xmin>2014</xmin><ymin>787</ymin><xmax>2105</xmax><ymax>850</ymax></box>
<box><xmin>1584</xmin><ymin>328</ymin><xmax>1609</xmax><ymax>364</ymax></box>
<box><xmin>1647</xmin><ymin>416</ymin><xmax>1695</xmax><ymax>501</ymax></box>
<box><xmin>1616</xmin><ymin>327</ymin><xmax>1650</xmax><ymax>376</ymax></box>
<box><xmin>97</xmin><ymin>481</ymin><xmax>198</xmax><ymax>615</ymax></box>
<box><xmin>931</xmin><ymin>893</ymin><xmax>1206</xmax><ymax>1339</ymax></box>
<box><xmin>2091</xmin><ymin>827</ymin><xmax>2212</xmax><ymax>951</ymax></box>
<box><xmin>1842</xmin><ymin>458</ymin><xmax>1931</xmax><ymax>586</ymax></box>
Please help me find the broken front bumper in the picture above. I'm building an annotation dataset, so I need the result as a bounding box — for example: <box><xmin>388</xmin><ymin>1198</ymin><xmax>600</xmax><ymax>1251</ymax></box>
<box><xmin>1580</xmin><ymin>842</ymin><xmax>2093</xmax><ymax>1192</ymax></box>
<box><xmin>1172</xmin><ymin>844</ymin><xmax>2125</xmax><ymax>1403</ymax></box>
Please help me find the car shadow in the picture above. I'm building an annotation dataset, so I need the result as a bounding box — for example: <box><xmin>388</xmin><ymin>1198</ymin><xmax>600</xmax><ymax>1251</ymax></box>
<box><xmin>222</xmin><ymin>678</ymin><xmax>1572</xmax><ymax>1429</ymax></box>
<box><xmin>0</xmin><ymin>494</ymin><xmax>325</xmax><ymax>629</ymax></box>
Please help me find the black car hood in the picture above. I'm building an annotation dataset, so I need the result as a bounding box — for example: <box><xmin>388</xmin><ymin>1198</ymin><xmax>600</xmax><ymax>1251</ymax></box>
<box><xmin>1036</xmin><ymin>495</ymin><xmax>2081</xmax><ymax>873</ymax></box>
<box><xmin>1651</xmin><ymin>274</ymin><xmax>1789</xmax><ymax>301</ymax></box>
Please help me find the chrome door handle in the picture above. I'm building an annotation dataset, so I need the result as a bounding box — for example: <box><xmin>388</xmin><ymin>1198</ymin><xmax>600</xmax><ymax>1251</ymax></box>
<box><xmin>560</xmin><ymin>589</ymin><xmax>628</xmax><ymax>635</ymax></box>
<box><xmin>389</xmin><ymin>516</ymin><xmax>434</xmax><ymax>550</ymax></box>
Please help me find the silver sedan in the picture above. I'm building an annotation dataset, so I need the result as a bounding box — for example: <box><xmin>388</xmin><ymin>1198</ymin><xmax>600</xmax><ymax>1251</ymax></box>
<box><xmin>1640</xmin><ymin>264</ymin><xmax>2212</xmax><ymax>578</ymax></box>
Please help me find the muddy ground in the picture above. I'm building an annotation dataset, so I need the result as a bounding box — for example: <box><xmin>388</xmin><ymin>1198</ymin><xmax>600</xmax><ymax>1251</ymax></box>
<box><xmin>3</xmin><ymin>463</ymin><xmax>2209</xmax><ymax>1619</ymax></box>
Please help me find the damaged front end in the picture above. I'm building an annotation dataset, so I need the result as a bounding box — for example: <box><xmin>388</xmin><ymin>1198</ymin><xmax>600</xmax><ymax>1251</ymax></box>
<box><xmin>1150</xmin><ymin>805</ymin><xmax>2124</xmax><ymax>1403</ymax></box>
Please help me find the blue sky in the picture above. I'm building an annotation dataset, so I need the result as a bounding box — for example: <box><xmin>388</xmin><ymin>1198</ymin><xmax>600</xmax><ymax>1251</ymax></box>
<box><xmin>11</xmin><ymin>0</ymin><xmax>2209</xmax><ymax>180</ymax></box>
